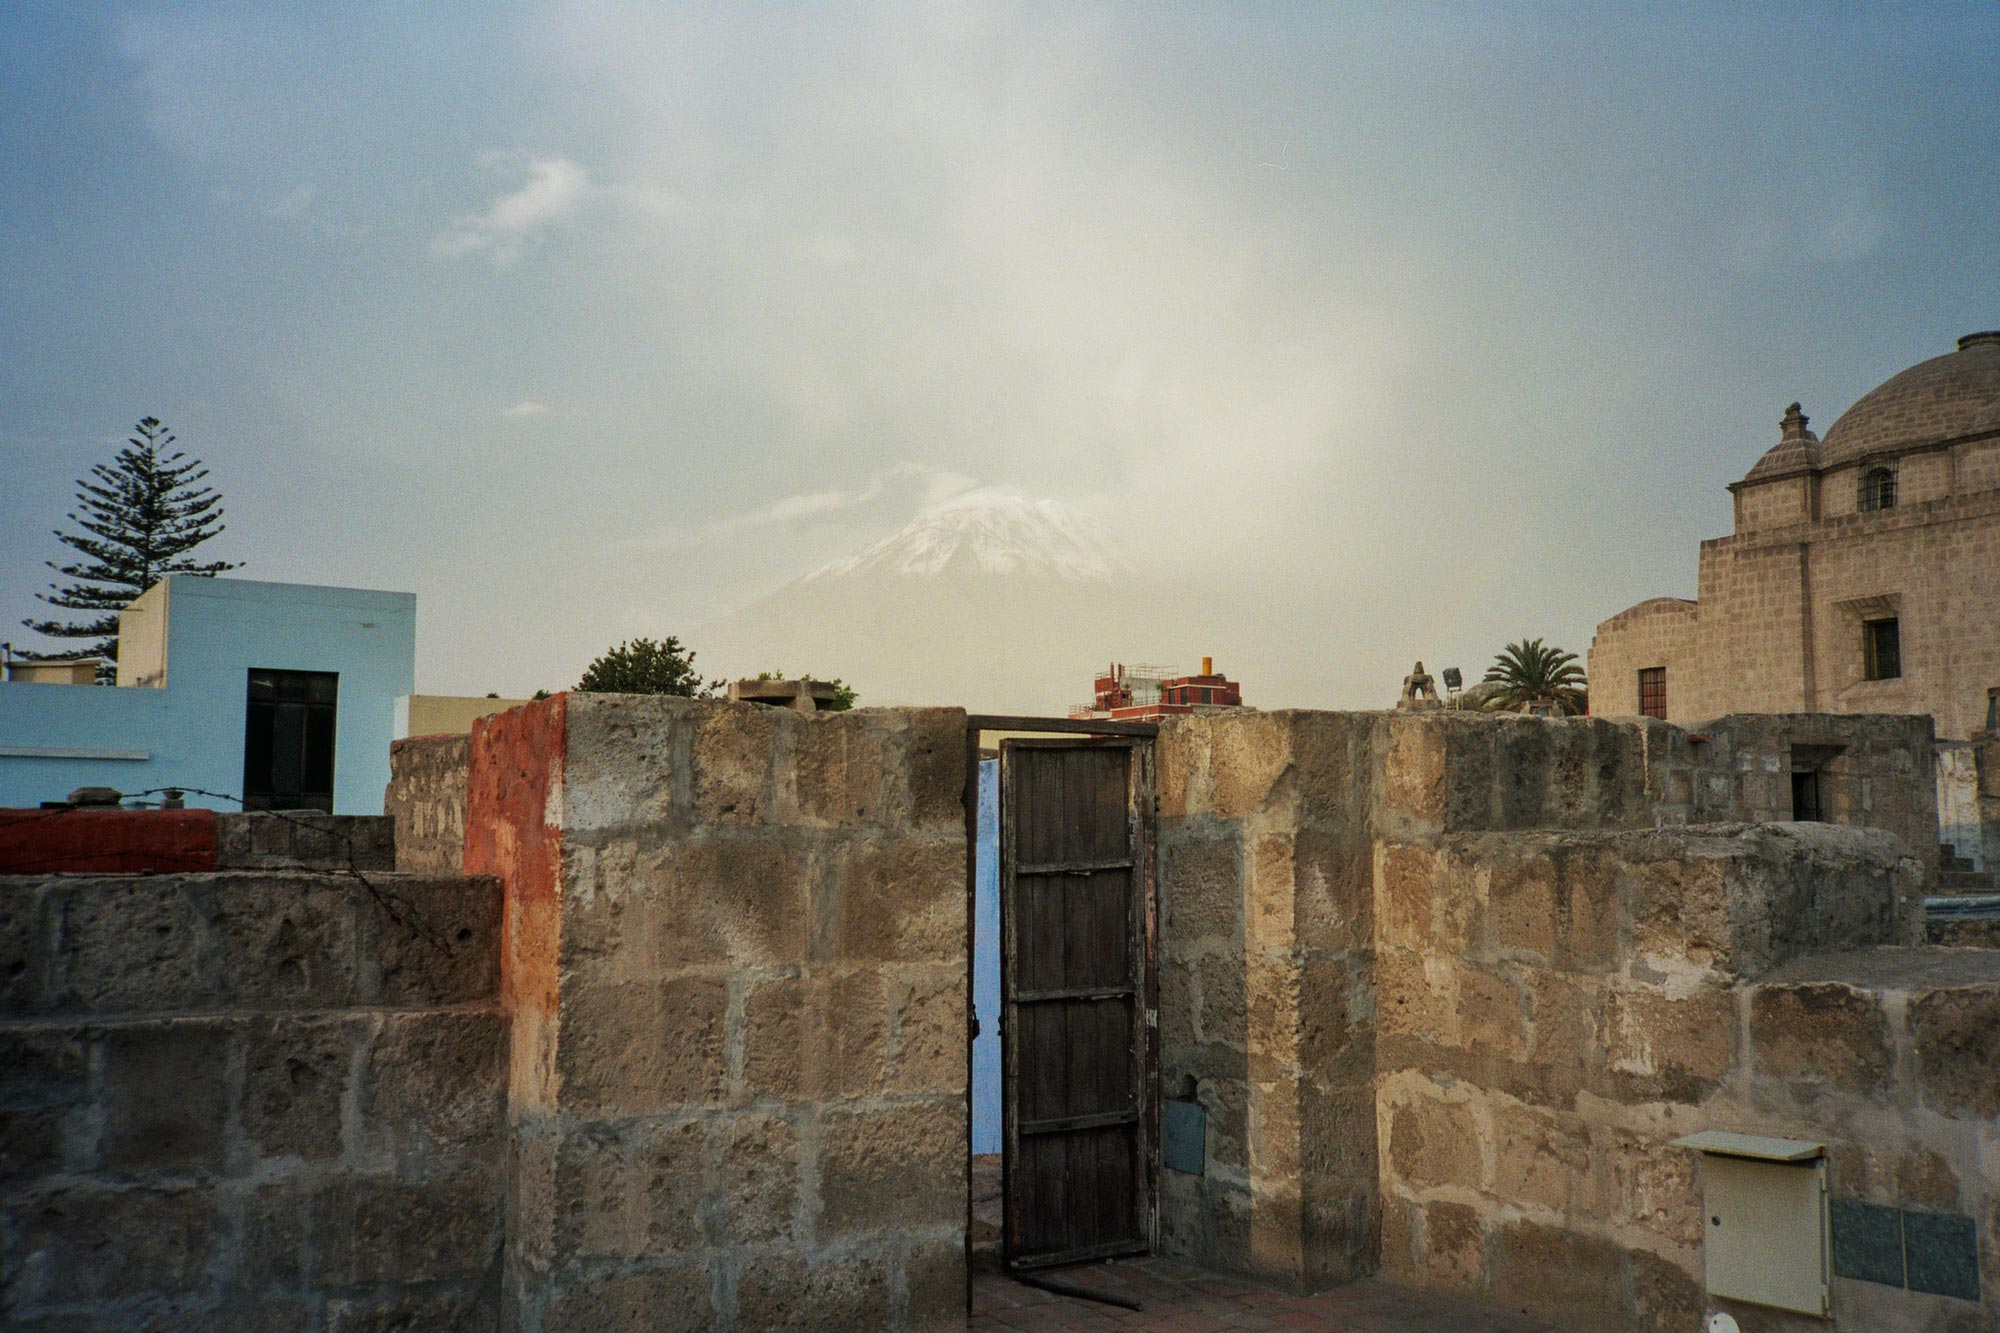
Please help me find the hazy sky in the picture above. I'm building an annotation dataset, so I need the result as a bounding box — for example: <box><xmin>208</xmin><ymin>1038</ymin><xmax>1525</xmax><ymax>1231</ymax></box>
<box><xmin>3</xmin><ymin>3</ymin><xmax>1997</xmax><ymax>705</ymax></box>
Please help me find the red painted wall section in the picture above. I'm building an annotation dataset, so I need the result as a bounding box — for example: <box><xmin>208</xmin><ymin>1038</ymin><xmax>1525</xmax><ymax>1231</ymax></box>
<box><xmin>464</xmin><ymin>693</ymin><xmax>566</xmax><ymax>1111</ymax></box>
<box><xmin>0</xmin><ymin>808</ymin><xmax>220</xmax><ymax>873</ymax></box>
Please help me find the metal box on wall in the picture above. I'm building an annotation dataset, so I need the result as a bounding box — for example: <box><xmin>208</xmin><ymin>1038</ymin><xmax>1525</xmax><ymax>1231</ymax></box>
<box><xmin>1674</xmin><ymin>1132</ymin><xmax>1829</xmax><ymax>1317</ymax></box>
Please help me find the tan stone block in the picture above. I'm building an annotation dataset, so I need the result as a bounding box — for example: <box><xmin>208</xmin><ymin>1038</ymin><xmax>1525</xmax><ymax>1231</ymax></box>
<box><xmin>900</xmin><ymin>706</ymin><xmax>971</xmax><ymax>830</ymax></box>
<box><xmin>1198</xmin><ymin>1076</ymin><xmax>1250</xmax><ymax>1171</ymax></box>
<box><xmin>1294</xmin><ymin>827</ymin><xmax>1370</xmax><ymax>953</ymax></box>
<box><xmin>827</xmin><ymin>836</ymin><xmax>961</xmax><ymax>963</ymax></box>
<box><xmin>56</xmin><ymin>878</ymin><xmax>226</xmax><ymax>1013</ymax></box>
<box><xmin>740</xmin><ymin>971</ymin><xmax>809</xmax><ymax>1101</ymax></box>
<box><xmin>1161</xmin><ymin>836</ymin><xmax>1242</xmax><ymax>944</ymax></box>
<box><xmin>1374</xmin><ymin>842</ymin><xmax>1436</xmax><ymax>951</ymax></box>
<box><xmin>541</xmin><ymin>1265</ymin><xmax>712</xmax><ymax>1333</ymax></box>
<box><xmin>1159</xmin><ymin>960</ymin><xmax>1197</xmax><ymax>1055</ymax></box>
<box><xmin>1525</xmin><ymin>969</ymin><xmax>1601</xmax><ymax>1085</ymax></box>
<box><xmin>1590</xmin><ymin>1128</ymin><xmax>1700</xmax><ymax>1244</ymax></box>
<box><xmin>808</xmin><ymin>968</ymin><xmax>892</xmax><ymax>1098</ymax></box>
<box><xmin>1380</xmin><ymin>720</ymin><xmax>1447</xmax><ymax>828</ymax></box>
<box><xmin>1375</xmin><ymin>948</ymin><xmax>1451</xmax><ymax>1043</ymax></box>
<box><xmin>1908</xmin><ymin>984</ymin><xmax>2000</xmax><ymax>1118</ymax></box>
<box><xmin>553</xmin><ymin>1118</ymin><xmax>705</xmax><ymax>1261</ymax></box>
<box><xmin>796</xmin><ymin>712</ymin><xmax>890</xmax><ymax>826</ymax></box>
<box><xmin>1297</xmin><ymin>954</ymin><xmax>1362</xmax><ymax>1082</ymax></box>
<box><xmin>1196</xmin><ymin>951</ymin><xmax>1248</xmax><ymax>1045</ymax></box>
<box><xmin>556</xmin><ymin>973</ymin><xmax>728</xmax><ymax>1114</ymax></box>
<box><xmin>886</xmin><ymin>967</ymin><xmax>965</xmax><ymax>1094</ymax></box>
<box><xmin>1421</xmin><ymin>1199</ymin><xmax>1485</xmax><ymax>1290</ymax></box>
<box><xmin>1301</xmin><ymin>1183</ymin><xmax>1378</xmax><ymax>1286</ymax></box>
<box><xmin>1894</xmin><ymin>1148</ymin><xmax>1961</xmax><ymax>1210</ymax></box>
<box><xmin>1604</xmin><ymin>983</ymin><xmax>1736</xmax><ymax>1096</ymax></box>
<box><xmin>817</xmin><ymin>1099</ymin><xmax>964</xmax><ymax>1234</ymax></box>
<box><xmin>1207</xmin><ymin>713</ymin><xmax>1294</xmax><ymax>819</ymax></box>
<box><xmin>1492</xmin><ymin>1104</ymin><xmax>1586</xmax><ymax>1212</ymax></box>
<box><xmin>1489</xmin><ymin>1220</ymin><xmax>1626</xmax><ymax>1324</ymax></box>
<box><xmin>1377</xmin><ymin>1193</ymin><xmax>1419</xmax><ymax>1281</ymax></box>
<box><xmin>101</xmin><ymin>1019</ymin><xmax>232</xmax><ymax>1174</ymax></box>
<box><xmin>1299</xmin><ymin>1083</ymin><xmax>1376</xmax><ymax>1187</ymax></box>
<box><xmin>358</xmin><ymin>875</ymin><xmax>501</xmax><ymax>1007</ymax></box>
<box><xmin>1627</xmin><ymin>1249</ymin><xmax>1703</xmax><ymax>1332</ymax></box>
<box><xmin>597</xmin><ymin>837</ymin><xmax>809</xmax><ymax>969</ymax></box>
<box><xmin>692</xmin><ymin>702</ymin><xmax>775</xmax><ymax>824</ymax></box>
<box><xmin>905</xmin><ymin>1232</ymin><xmax>970</xmax><ymax>1331</ymax></box>
<box><xmin>1245</xmin><ymin>951</ymin><xmax>1302</xmax><ymax>1081</ymax></box>
<box><xmin>1385</xmin><ymin>1095</ymin><xmax>1481</xmax><ymax>1190</ymax></box>
<box><xmin>1750</xmin><ymin>982</ymin><xmax>1892</xmax><ymax>1094</ymax></box>
<box><xmin>244</xmin><ymin>1014</ymin><xmax>362</xmax><ymax>1162</ymax></box>
<box><xmin>712</xmin><ymin>1113</ymin><xmax>799</xmax><ymax>1244</ymax></box>
<box><xmin>735</xmin><ymin>1250</ymin><xmax>891</xmax><ymax>1331</ymax></box>
<box><xmin>1248</xmin><ymin>831</ymin><xmax>1298</xmax><ymax>943</ymax></box>
<box><xmin>1486</xmin><ymin>853</ymin><xmax>1557</xmax><ymax>958</ymax></box>
<box><xmin>1453</xmin><ymin>963</ymin><xmax>1524</xmax><ymax>1059</ymax></box>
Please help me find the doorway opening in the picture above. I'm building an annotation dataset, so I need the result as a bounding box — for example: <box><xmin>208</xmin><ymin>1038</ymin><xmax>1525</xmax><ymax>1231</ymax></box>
<box><xmin>965</xmin><ymin>715</ymin><xmax>1159</xmax><ymax>1283</ymax></box>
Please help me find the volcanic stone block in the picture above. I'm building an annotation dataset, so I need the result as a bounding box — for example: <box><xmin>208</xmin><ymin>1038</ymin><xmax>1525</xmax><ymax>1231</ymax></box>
<box><xmin>796</xmin><ymin>716</ymin><xmax>890</xmax><ymax>826</ymax></box>
<box><xmin>1489</xmin><ymin>1220</ymin><xmax>1626</xmax><ymax>1324</ymax></box>
<box><xmin>1491</xmin><ymin>1103</ymin><xmax>1586</xmax><ymax>1212</ymax></box>
<box><xmin>1908</xmin><ymin>985</ymin><xmax>2000</xmax><ymax>1117</ymax></box>
<box><xmin>363</xmin><ymin>1007</ymin><xmax>507</xmax><ymax>1157</ymax></box>
<box><xmin>243</xmin><ymin>1014</ymin><xmax>360</xmax><ymax>1162</ymax></box>
<box><xmin>585</xmin><ymin>838</ymin><xmax>810</xmax><ymax>970</ymax></box>
<box><xmin>150</xmin><ymin>1300</ymin><xmax>316</xmax><ymax>1332</ymax></box>
<box><xmin>735</xmin><ymin>1251</ymin><xmax>892</xmax><ymax>1330</ymax></box>
<box><xmin>826</xmin><ymin>836</ymin><xmax>961</xmax><ymax>963</ymax></box>
<box><xmin>1385</xmin><ymin>1094</ymin><xmax>1482</xmax><ymax>1191</ymax></box>
<box><xmin>885</xmin><ymin>967</ymin><xmax>964</xmax><ymax>1094</ymax></box>
<box><xmin>0</xmin><ymin>1028</ymin><xmax>87</xmax><ymax>1108</ymax></box>
<box><xmin>540</xmin><ymin>1266</ymin><xmax>713</xmax><ymax>1333</ymax></box>
<box><xmin>325</xmin><ymin>1285</ymin><xmax>494</xmax><ymax>1333</ymax></box>
<box><xmin>817</xmin><ymin>1099</ymin><xmax>963</xmax><ymax>1235</ymax></box>
<box><xmin>0</xmin><ymin>882</ymin><xmax>47</xmax><ymax>1012</ymax></box>
<box><xmin>692</xmin><ymin>703</ymin><xmax>776</xmax><ymax>825</ymax></box>
<box><xmin>1293</xmin><ymin>826</ymin><xmax>1371</xmax><ymax>953</ymax></box>
<box><xmin>552</xmin><ymin>1118</ymin><xmax>705</xmax><ymax>1261</ymax></box>
<box><xmin>1626</xmin><ymin>1248</ymin><xmax>1704</xmax><ymax>1331</ymax></box>
<box><xmin>314</xmin><ymin>1172</ymin><xmax>498</xmax><ymax>1287</ymax></box>
<box><xmin>1421</xmin><ymin>1199</ymin><xmax>1486</xmax><ymax>1289</ymax></box>
<box><xmin>712</xmin><ymin>1113</ymin><xmax>799</xmax><ymax>1244</ymax></box>
<box><xmin>1604</xmin><ymin>983</ymin><xmax>1736</xmax><ymax>1095</ymax></box>
<box><xmin>556</xmin><ymin>973</ymin><xmax>729</xmax><ymax>1115</ymax></box>
<box><xmin>101</xmin><ymin>1019</ymin><xmax>233</xmax><ymax>1174</ymax></box>
<box><xmin>1591</xmin><ymin>1128</ymin><xmax>1700</xmax><ymax>1244</ymax></box>
<box><xmin>54</xmin><ymin>878</ymin><xmax>216</xmax><ymax>1013</ymax></box>
<box><xmin>7</xmin><ymin>1181</ymin><xmax>220</xmax><ymax>1305</ymax></box>
<box><xmin>1161</xmin><ymin>836</ymin><xmax>1243</xmax><ymax>943</ymax></box>
<box><xmin>208</xmin><ymin>876</ymin><xmax>366</xmax><ymax>1010</ymax></box>
<box><xmin>1750</xmin><ymin>982</ymin><xmax>1893</xmax><ymax>1094</ymax></box>
<box><xmin>1207</xmin><ymin>712</ymin><xmax>1295</xmax><ymax>819</ymax></box>
<box><xmin>1375</xmin><ymin>842</ymin><xmax>1438</xmax><ymax>951</ymax></box>
<box><xmin>361</xmin><ymin>875</ymin><xmax>502</xmax><ymax>1007</ymax></box>
<box><xmin>900</xmin><ymin>707</ymin><xmax>970</xmax><ymax>831</ymax></box>
<box><xmin>1380</xmin><ymin>718</ymin><xmax>1448</xmax><ymax>830</ymax></box>
<box><xmin>905</xmin><ymin>1231</ymin><xmax>971</xmax><ymax>1330</ymax></box>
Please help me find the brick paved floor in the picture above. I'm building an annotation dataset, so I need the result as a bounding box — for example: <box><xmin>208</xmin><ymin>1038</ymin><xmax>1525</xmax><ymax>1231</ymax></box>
<box><xmin>968</xmin><ymin>1257</ymin><xmax>1586</xmax><ymax>1331</ymax></box>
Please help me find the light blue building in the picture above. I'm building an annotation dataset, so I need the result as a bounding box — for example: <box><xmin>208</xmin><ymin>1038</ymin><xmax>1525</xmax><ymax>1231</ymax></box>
<box><xmin>0</xmin><ymin>577</ymin><xmax>415</xmax><ymax>813</ymax></box>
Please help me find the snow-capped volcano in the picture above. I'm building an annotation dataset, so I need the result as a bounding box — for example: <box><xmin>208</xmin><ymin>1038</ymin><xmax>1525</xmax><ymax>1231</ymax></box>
<box><xmin>806</xmin><ymin>488</ymin><xmax>1125</xmax><ymax>583</ymax></box>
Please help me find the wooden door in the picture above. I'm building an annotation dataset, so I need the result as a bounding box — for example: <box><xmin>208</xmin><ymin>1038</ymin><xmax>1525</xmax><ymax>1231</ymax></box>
<box><xmin>1000</xmin><ymin>739</ymin><xmax>1154</xmax><ymax>1268</ymax></box>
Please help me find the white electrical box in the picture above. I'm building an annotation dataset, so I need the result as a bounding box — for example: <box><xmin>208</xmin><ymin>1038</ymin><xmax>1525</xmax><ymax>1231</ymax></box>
<box><xmin>1673</xmin><ymin>1132</ymin><xmax>1828</xmax><ymax>1317</ymax></box>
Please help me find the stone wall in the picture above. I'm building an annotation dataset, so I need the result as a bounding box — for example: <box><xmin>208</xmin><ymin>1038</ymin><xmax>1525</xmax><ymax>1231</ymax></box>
<box><xmin>0</xmin><ymin>866</ymin><xmax>506</xmax><ymax>1330</ymax></box>
<box><xmin>1154</xmin><ymin>711</ymin><xmax>1381</xmax><ymax>1289</ymax></box>
<box><xmin>1375</xmin><ymin>824</ymin><xmax>2000</xmax><ymax>1333</ymax></box>
<box><xmin>1582</xmin><ymin>598</ymin><xmax>1699</xmax><ymax>722</ymax></box>
<box><xmin>387</xmin><ymin>734</ymin><xmax>471</xmax><ymax>876</ymax></box>
<box><xmin>465</xmin><ymin>695</ymin><xmax>968</xmax><ymax>1333</ymax></box>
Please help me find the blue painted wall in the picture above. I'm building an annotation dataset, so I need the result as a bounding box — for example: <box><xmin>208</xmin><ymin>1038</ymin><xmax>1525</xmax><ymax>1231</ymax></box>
<box><xmin>0</xmin><ymin>577</ymin><xmax>415</xmax><ymax>813</ymax></box>
<box><xmin>972</xmin><ymin>757</ymin><xmax>1001</xmax><ymax>1154</ymax></box>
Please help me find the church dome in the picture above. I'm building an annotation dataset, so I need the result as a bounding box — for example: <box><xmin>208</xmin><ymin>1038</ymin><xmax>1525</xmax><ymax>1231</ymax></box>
<box><xmin>1817</xmin><ymin>331</ymin><xmax>2000</xmax><ymax>469</ymax></box>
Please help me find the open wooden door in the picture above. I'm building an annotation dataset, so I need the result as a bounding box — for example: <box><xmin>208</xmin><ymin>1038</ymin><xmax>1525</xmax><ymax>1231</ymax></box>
<box><xmin>999</xmin><ymin>738</ymin><xmax>1155</xmax><ymax>1269</ymax></box>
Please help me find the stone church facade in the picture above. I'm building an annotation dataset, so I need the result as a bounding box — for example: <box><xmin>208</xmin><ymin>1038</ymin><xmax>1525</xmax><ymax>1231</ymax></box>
<box><xmin>1591</xmin><ymin>330</ymin><xmax>2000</xmax><ymax>744</ymax></box>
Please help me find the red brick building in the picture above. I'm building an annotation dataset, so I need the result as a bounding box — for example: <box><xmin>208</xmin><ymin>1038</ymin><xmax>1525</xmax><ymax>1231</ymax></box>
<box><xmin>1072</xmin><ymin>658</ymin><xmax>1244</xmax><ymax>722</ymax></box>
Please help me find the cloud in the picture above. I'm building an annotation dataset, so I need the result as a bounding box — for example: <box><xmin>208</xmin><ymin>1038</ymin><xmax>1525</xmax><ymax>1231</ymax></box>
<box><xmin>435</xmin><ymin>157</ymin><xmax>592</xmax><ymax>264</ymax></box>
<box><xmin>501</xmin><ymin>400</ymin><xmax>550</xmax><ymax>419</ymax></box>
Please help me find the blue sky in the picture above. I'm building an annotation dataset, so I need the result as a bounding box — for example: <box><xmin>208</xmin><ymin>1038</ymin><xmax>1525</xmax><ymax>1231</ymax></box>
<box><xmin>3</xmin><ymin>3</ymin><xmax>1996</xmax><ymax>703</ymax></box>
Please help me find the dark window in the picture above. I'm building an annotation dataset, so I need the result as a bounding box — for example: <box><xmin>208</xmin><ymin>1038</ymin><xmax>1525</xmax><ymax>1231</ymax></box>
<box><xmin>1863</xmin><ymin>618</ymin><xmax>1900</xmax><ymax>681</ymax></box>
<box><xmin>1637</xmin><ymin>667</ymin><xmax>1667</xmax><ymax>719</ymax></box>
<box><xmin>1791</xmin><ymin>768</ymin><xmax>1824</xmax><ymax>821</ymax></box>
<box><xmin>1859</xmin><ymin>467</ymin><xmax>1896</xmax><ymax>512</ymax></box>
<box><xmin>244</xmin><ymin>669</ymin><xmax>338</xmax><ymax>812</ymax></box>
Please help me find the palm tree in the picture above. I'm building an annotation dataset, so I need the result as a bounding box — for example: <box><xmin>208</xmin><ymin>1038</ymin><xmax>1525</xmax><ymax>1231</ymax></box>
<box><xmin>1480</xmin><ymin>638</ymin><xmax>1588</xmax><ymax>715</ymax></box>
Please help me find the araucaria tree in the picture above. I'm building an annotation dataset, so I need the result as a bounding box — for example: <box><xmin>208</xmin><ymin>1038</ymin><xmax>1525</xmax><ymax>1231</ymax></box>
<box><xmin>24</xmin><ymin>418</ymin><xmax>240</xmax><ymax>664</ymax></box>
<box><xmin>1480</xmin><ymin>637</ymin><xmax>1588</xmax><ymax>715</ymax></box>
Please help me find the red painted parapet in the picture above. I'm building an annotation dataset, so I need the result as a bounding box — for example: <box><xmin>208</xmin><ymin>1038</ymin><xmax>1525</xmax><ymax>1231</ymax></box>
<box><xmin>0</xmin><ymin>808</ymin><xmax>221</xmax><ymax>873</ymax></box>
<box><xmin>464</xmin><ymin>692</ymin><xmax>567</xmax><ymax>1107</ymax></box>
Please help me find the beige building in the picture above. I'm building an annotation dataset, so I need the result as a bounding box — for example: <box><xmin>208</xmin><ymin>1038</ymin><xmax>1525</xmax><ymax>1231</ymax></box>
<box><xmin>1592</xmin><ymin>331</ymin><xmax>2000</xmax><ymax>742</ymax></box>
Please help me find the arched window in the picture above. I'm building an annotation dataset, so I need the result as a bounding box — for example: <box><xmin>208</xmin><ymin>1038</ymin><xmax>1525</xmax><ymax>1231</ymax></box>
<box><xmin>1859</xmin><ymin>466</ymin><xmax>1896</xmax><ymax>512</ymax></box>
